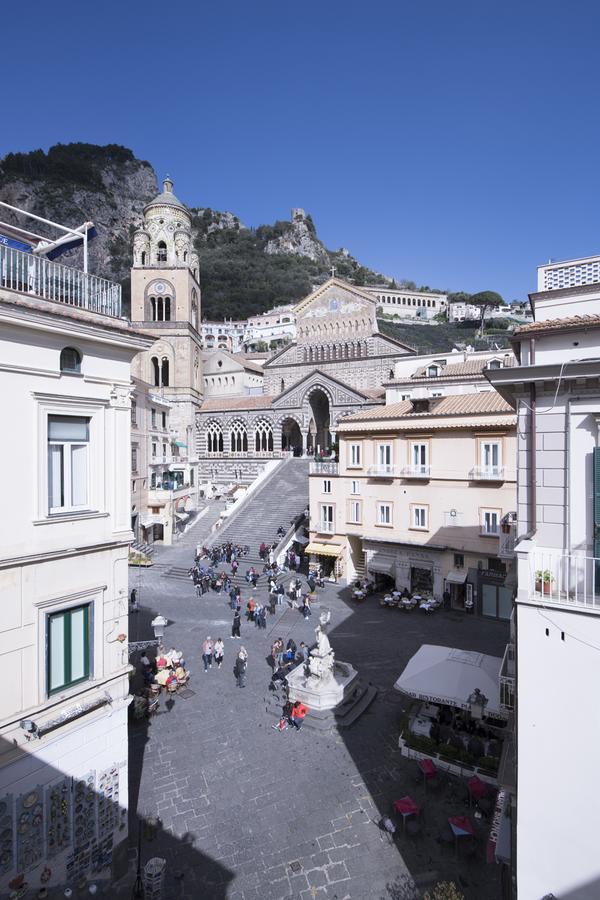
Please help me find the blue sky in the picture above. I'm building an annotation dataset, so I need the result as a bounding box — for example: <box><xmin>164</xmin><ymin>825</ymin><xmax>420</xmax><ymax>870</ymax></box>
<box><xmin>3</xmin><ymin>0</ymin><xmax>600</xmax><ymax>299</ymax></box>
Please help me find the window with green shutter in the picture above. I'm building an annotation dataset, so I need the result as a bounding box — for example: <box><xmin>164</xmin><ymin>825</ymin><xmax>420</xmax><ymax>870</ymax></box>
<box><xmin>47</xmin><ymin>605</ymin><xmax>91</xmax><ymax>695</ymax></box>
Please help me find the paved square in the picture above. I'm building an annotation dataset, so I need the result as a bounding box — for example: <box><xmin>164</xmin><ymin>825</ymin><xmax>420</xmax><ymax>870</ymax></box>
<box><xmin>122</xmin><ymin>510</ymin><xmax>508</xmax><ymax>899</ymax></box>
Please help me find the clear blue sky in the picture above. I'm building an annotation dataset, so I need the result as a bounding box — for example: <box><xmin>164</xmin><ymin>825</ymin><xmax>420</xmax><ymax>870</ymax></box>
<box><xmin>3</xmin><ymin>0</ymin><xmax>600</xmax><ymax>300</ymax></box>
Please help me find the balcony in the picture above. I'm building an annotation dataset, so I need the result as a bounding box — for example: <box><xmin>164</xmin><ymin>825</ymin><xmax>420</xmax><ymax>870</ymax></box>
<box><xmin>499</xmin><ymin>514</ymin><xmax>517</xmax><ymax>559</ymax></box>
<box><xmin>401</xmin><ymin>465</ymin><xmax>431</xmax><ymax>479</ymax></box>
<box><xmin>518</xmin><ymin>544</ymin><xmax>600</xmax><ymax>612</ymax></box>
<box><xmin>310</xmin><ymin>461</ymin><xmax>339</xmax><ymax>475</ymax></box>
<box><xmin>316</xmin><ymin>521</ymin><xmax>335</xmax><ymax>534</ymax></box>
<box><xmin>470</xmin><ymin>466</ymin><xmax>505</xmax><ymax>481</ymax></box>
<box><xmin>499</xmin><ymin>643</ymin><xmax>515</xmax><ymax>711</ymax></box>
<box><xmin>149</xmin><ymin>456</ymin><xmax>171</xmax><ymax>465</ymax></box>
<box><xmin>0</xmin><ymin>243</ymin><xmax>121</xmax><ymax>317</ymax></box>
<box><xmin>367</xmin><ymin>464</ymin><xmax>398</xmax><ymax>478</ymax></box>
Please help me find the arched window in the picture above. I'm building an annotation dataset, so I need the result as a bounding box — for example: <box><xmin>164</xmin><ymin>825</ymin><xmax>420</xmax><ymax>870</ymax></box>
<box><xmin>254</xmin><ymin>418</ymin><xmax>274</xmax><ymax>453</ymax></box>
<box><xmin>60</xmin><ymin>347</ymin><xmax>81</xmax><ymax>373</ymax></box>
<box><xmin>157</xmin><ymin>241</ymin><xmax>167</xmax><ymax>263</ymax></box>
<box><xmin>206</xmin><ymin>421</ymin><xmax>224</xmax><ymax>454</ymax></box>
<box><xmin>141</xmin><ymin>251</ymin><xmax>146</xmax><ymax>266</ymax></box>
<box><xmin>164</xmin><ymin>297</ymin><xmax>171</xmax><ymax>321</ymax></box>
<box><xmin>151</xmin><ymin>356</ymin><xmax>160</xmax><ymax>387</ymax></box>
<box><xmin>161</xmin><ymin>358</ymin><xmax>169</xmax><ymax>387</ymax></box>
<box><xmin>280</xmin><ymin>378</ymin><xmax>285</xmax><ymax>392</ymax></box>
<box><xmin>230</xmin><ymin>420</ymin><xmax>248</xmax><ymax>453</ymax></box>
<box><xmin>183</xmin><ymin>251</ymin><xmax>188</xmax><ymax>262</ymax></box>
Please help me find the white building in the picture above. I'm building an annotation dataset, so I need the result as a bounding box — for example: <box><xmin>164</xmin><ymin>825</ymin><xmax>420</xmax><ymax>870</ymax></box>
<box><xmin>385</xmin><ymin>348</ymin><xmax>515</xmax><ymax>404</ymax></box>
<box><xmin>200</xmin><ymin>318</ymin><xmax>247</xmax><ymax>354</ymax></box>
<box><xmin>0</xmin><ymin>233</ymin><xmax>152</xmax><ymax>893</ymax></box>
<box><xmin>488</xmin><ymin>253</ymin><xmax>600</xmax><ymax>900</ymax></box>
<box><xmin>243</xmin><ymin>304</ymin><xmax>296</xmax><ymax>351</ymax></box>
<box><xmin>364</xmin><ymin>285</ymin><xmax>448</xmax><ymax>320</ymax></box>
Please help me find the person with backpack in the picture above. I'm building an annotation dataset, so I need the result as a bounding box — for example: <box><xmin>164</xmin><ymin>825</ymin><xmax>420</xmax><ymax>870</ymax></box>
<box><xmin>231</xmin><ymin>610</ymin><xmax>241</xmax><ymax>639</ymax></box>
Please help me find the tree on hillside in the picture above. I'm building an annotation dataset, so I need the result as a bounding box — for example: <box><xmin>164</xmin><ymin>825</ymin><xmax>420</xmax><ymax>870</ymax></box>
<box><xmin>469</xmin><ymin>290</ymin><xmax>505</xmax><ymax>336</ymax></box>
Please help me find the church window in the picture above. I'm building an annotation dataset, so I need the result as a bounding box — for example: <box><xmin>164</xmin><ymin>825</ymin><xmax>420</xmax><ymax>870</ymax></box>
<box><xmin>281</xmin><ymin>379</ymin><xmax>285</xmax><ymax>392</ymax></box>
<box><xmin>141</xmin><ymin>251</ymin><xmax>146</xmax><ymax>265</ymax></box>
<box><xmin>161</xmin><ymin>358</ymin><xmax>170</xmax><ymax>387</ymax></box>
<box><xmin>183</xmin><ymin>251</ymin><xmax>188</xmax><ymax>262</ymax></box>
<box><xmin>230</xmin><ymin>420</ymin><xmax>248</xmax><ymax>454</ymax></box>
<box><xmin>164</xmin><ymin>297</ymin><xmax>171</xmax><ymax>321</ymax></box>
<box><xmin>207</xmin><ymin>421</ymin><xmax>224</xmax><ymax>454</ymax></box>
<box><xmin>151</xmin><ymin>356</ymin><xmax>160</xmax><ymax>387</ymax></box>
<box><xmin>254</xmin><ymin>418</ymin><xmax>274</xmax><ymax>453</ymax></box>
<box><xmin>157</xmin><ymin>241</ymin><xmax>167</xmax><ymax>263</ymax></box>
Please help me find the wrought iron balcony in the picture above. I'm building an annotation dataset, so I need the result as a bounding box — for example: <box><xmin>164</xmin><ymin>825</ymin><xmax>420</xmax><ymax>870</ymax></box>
<box><xmin>0</xmin><ymin>243</ymin><xmax>121</xmax><ymax>317</ymax></box>
<box><xmin>499</xmin><ymin>642</ymin><xmax>515</xmax><ymax>711</ymax></box>
<box><xmin>470</xmin><ymin>466</ymin><xmax>505</xmax><ymax>481</ymax></box>
<box><xmin>401</xmin><ymin>464</ymin><xmax>431</xmax><ymax>478</ymax></box>
<box><xmin>518</xmin><ymin>545</ymin><xmax>600</xmax><ymax>612</ymax></box>
<box><xmin>367</xmin><ymin>464</ymin><xmax>398</xmax><ymax>478</ymax></box>
<box><xmin>310</xmin><ymin>461</ymin><xmax>339</xmax><ymax>475</ymax></box>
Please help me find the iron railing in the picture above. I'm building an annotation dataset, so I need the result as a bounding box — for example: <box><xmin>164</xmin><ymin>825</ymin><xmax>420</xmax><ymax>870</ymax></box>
<box><xmin>367</xmin><ymin>464</ymin><xmax>398</xmax><ymax>477</ymax></box>
<box><xmin>310</xmin><ymin>461</ymin><xmax>339</xmax><ymax>475</ymax></box>
<box><xmin>470</xmin><ymin>466</ymin><xmax>505</xmax><ymax>481</ymax></box>
<box><xmin>499</xmin><ymin>643</ymin><xmax>515</xmax><ymax>711</ymax></box>
<box><xmin>402</xmin><ymin>464</ymin><xmax>431</xmax><ymax>478</ymax></box>
<box><xmin>0</xmin><ymin>243</ymin><xmax>121</xmax><ymax>317</ymax></box>
<box><xmin>521</xmin><ymin>548</ymin><xmax>600</xmax><ymax>611</ymax></box>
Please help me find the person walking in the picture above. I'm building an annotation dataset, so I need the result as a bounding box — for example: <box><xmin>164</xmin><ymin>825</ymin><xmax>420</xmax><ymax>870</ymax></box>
<box><xmin>235</xmin><ymin>647</ymin><xmax>248</xmax><ymax>688</ymax></box>
<box><xmin>289</xmin><ymin>700</ymin><xmax>309</xmax><ymax>730</ymax></box>
<box><xmin>231</xmin><ymin>610</ymin><xmax>241</xmax><ymax>639</ymax></box>
<box><xmin>214</xmin><ymin>638</ymin><xmax>225</xmax><ymax>669</ymax></box>
<box><xmin>202</xmin><ymin>636</ymin><xmax>214</xmax><ymax>672</ymax></box>
<box><xmin>229</xmin><ymin>586</ymin><xmax>238</xmax><ymax>610</ymax></box>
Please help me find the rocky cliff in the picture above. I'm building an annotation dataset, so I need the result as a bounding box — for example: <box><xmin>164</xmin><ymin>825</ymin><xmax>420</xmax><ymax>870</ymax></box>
<box><xmin>0</xmin><ymin>143</ymin><xmax>391</xmax><ymax>318</ymax></box>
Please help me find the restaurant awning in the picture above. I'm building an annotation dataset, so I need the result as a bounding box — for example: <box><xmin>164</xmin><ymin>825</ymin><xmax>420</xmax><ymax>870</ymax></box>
<box><xmin>394</xmin><ymin>644</ymin><xmax>506</xmax><ymax>719</ymax></box>
<box><xmin>446</xmin><ymin>569</ymin><xmax>468</xmax><ymax>585</ymax></box>
<box><xmin>173</xmin><ymin>440</ymin><xmax>187</xmax><ymax>448</ymax></box>
<box><xmin>305</xmin><ymin>542</ymin><xmax>342</xmax><ymax>557</ymax></box>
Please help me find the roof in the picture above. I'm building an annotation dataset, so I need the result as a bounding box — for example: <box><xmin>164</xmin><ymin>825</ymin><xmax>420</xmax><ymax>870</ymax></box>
<box><xmin>144</xmin><ymin>178</ymin><xmax>188</xmax><ymax>214</ymax></box>
<box><xmin>514</xmin><ymin>314</ymin><xmax>600</xmax><ymax>335</ymax></box>
<box><xmin>340</xmin><ymin>391</ymin><xmax>513</xmax><ymax>423</ymax></box>
<box><xmin>200</xmin><ymin>395</ymin><xmax>274</xmax><ymax>412</ymax></box>
<box><xmin>388</xmin><ymin>356</ymin><xmax>515</xmax><ymax>386</ymax></box>
<box><xmin>231</xmin><ymin>354</ymin><xmax>264</xmax><ymax>374</ymax></box>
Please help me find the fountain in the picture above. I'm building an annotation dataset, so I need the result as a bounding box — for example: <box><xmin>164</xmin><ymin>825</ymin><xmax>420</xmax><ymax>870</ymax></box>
<box><xmin>286</xmin><ymin>624</ymin><xmax>359</xmax><ymax>712</ymax></box>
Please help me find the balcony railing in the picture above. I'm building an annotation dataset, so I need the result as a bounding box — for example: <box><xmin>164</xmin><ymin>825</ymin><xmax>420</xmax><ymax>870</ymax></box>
<box><xmin>0</xmin><ymin>244</ymin><xmax>121</xmax><ymax>317</ymax></box>
<box><xmin>519</xmin><ymin>546</ymin><xmax>600</xmax><ymax>611</ymax></box>
<box><xmin>316</xmin><ymin>521</ymin><xmax>335</xmax><ymax>534</ymax></box>
<box><xmin>401</xmin><ymin>464</ymin><xmax>431</xmax><ymax>478</ymax></box>
<box><xmin>367</xmin><ymin>464</ymin><xmax>398</xmax><ymax>478</ymax></box>
<box><xmin>499</xmin><ymin>515</ymin><xmax>517</xmax><ymax>558</ymax></box>
<box><xmin>470</xmin><ymin>466</ymin><xmax>505</xmax><ymax>481</ymax></box>
<box><xmin>499</xmin><ymin>642</ymin><xmax>515</xmax><ymax>711</ymax></box>
<box><xmin>310</xmin><ymin>461</ymin><xmax>339</xmax><ymax>475</ymax></box>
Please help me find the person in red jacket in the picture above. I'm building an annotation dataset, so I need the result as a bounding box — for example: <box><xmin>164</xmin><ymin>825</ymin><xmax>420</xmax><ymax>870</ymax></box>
<box><xmin>289</xmin><ymin>701</ymin><xmax>309</xmax><ymax>730</ymax></box>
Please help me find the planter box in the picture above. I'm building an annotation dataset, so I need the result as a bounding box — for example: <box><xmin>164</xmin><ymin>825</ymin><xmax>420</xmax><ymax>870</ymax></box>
<box><xmin>398</xmin><ymin>733</ymin><xmax>498</xmax><ymax>786</ymax></box>
<box><xmin>535</xmin><ymin>579</ymin><xmax>552</xmax><ymax>595</ymax></box>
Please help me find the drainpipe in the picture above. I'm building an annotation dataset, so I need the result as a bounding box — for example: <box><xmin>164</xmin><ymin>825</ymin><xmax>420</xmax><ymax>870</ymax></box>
<box><xmin>529</xmin><ymin>337</ymin><xmax>537</xmax><ymax>536</ymax></box>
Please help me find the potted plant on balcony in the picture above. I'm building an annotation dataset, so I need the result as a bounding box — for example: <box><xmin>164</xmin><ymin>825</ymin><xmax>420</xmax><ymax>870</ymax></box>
<box><xmin>535</xmin><ymin>569</ymin><xmax>554</xmax><ymax>595</ymax></box>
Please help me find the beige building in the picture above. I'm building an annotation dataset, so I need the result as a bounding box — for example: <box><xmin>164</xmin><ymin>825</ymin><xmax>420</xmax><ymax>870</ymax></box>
<box><xmin>385</xmin><ymin>349</ymin><xmax>515</xmax><ymax>403</ymax></box>
<box><xmin>308</xmin><ymin>392</ymin><xmax>517</xmax><ymax>619</ymax></box>
<box><xmin>202</xmin><ymin>349</ymin><xmax>264</xmax><ymax>398</ymax></box>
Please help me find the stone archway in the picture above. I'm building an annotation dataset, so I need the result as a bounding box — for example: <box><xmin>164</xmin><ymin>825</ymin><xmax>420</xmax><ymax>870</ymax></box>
<box><xmin>306</xmin><ymin>388</ymin><xmax>331</xmax><ymax>454</ymax></box>
<box><xmin>281</xmin><ymin>417</ymin><xmax>302</xmax><ymax>454</ymax></box>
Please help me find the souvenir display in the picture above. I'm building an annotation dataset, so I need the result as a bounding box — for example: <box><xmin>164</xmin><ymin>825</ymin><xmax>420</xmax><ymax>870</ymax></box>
<box><xmin>73</xmin><ymin>772</ymin><xmax>96</xmax><ymax>852</ymax></box>
<box><xmin>97</xmin><ymin>767</ymin><xmax>119</xmax><ymax>841</ymax></box>
<box><xmin>46</xmin><ymin>778</ymin><xmax>71</xmax><ymax>859</ymax></box>
<box><xmin>15</xmin><ymin>786</ymin><xmax>43</xmax><ymax>871</ymax></box>
<box><xmin>0</xmin><ymin>794</ymin><xmax>14</xmax><ymax>876</ymax></box>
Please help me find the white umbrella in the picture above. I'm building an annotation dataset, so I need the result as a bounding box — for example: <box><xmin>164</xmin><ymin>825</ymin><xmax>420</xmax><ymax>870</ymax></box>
<box><xmin>394</xmin><ymin>644</ymin><xmax>506</xmax><ymax>719</ymax></box>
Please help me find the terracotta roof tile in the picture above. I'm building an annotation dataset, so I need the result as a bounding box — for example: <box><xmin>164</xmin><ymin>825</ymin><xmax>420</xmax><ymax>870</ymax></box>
<box><xmin>408</xmin><ymin>357</ymin><xmax>513</xmax><ymax>381</ymax></box>
<box><xmin>200</xmin><ymin>395</ymin><xmax>274</xmax><ymax>412</ymax></box>
<box><xmin>514</xmin><ymin>314</ymin><xmax>600</xmax><ymax>335</ymax></box>
<box><xmin>340</xmin><ymin>391</ymin><xmax>512</xmax><ymax>423</ymax></box>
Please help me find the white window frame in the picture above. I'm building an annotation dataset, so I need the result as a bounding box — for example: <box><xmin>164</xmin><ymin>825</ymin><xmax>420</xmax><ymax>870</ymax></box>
<box><xmin>319</xmin><ymin>503</ymin><xmax>335</xmax><ymax>533</ymax></box>
<box><xmin>322</xmin><ymin>479</ymin><xmax>332</xmax><ymax>494</ymax></box>
<box><xmin>378</xmin><ymin>443</ymin><xmax>392</xmax><ymax>467</ymax></box>
<box><xmin>349</xmin><ymin>443</ymin><xmax>362</xmax><ymax>468</ymax></box>
<box><xmin>411</xmin><ymin>504</ymin><xmax>429</xmax><ymax>530</ymax></box>
<box><xmin>34</xmin><ymin>395</ymin><xmax>105</xmax><ymax>522</ymax></box>
<box><xmin>411</xmin><ymin>441</ymin><xmax>429</xmax><ymax>470</ymax></box>
<box><xmin>480</xmin><ymin>440</ymin><xmax>501</xmax><ymax>471</ymax></box>
<box><xmin>47</xmin><ymin>417</ymin><xmax>90</xmax><ymax>514</ymax></box>
<box><xmin>350</xmin><ymin>479</ymin><xmax>361</xmax><ymax>495</ymax></box>
<box><xmin>481</xmin><ymin>508</ymin><xmax>501</xmax><ymax>536</ymax></box>
<box><xmin>348</xmin><ymin>500</ymin><xmax>361</xmax><ymax>524</ymax></box>
<box><xmin>377</xmin><ymin>502</ymin><xmax>392</xmax><ymax>526</ymax></box>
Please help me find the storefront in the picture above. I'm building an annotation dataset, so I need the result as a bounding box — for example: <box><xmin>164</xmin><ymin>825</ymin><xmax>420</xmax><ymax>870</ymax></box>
<box><xmin>477</xmin><ymin>562</ymin><xmax>514</xmax><ymax>620</ymax></box>
<box><xmin>444</xmin><ymin>568</ymin><xmax>473</xmax><ymax>612</ymax></box>
<box><xmin>305</xmin><ymin>541</ymin><xmax>343</xmax><ymax>579</ymax></box>
<box><xmin>411</xmin><ymin>563</ymin><xmax>434</xmax><ymax>596</ymax></box>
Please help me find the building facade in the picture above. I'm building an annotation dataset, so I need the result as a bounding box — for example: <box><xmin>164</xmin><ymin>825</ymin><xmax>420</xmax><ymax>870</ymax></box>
<box><xmin>130</xmin><ymin>177</ymin><xmax>202</xmax><ymax>515</ymax></box>
<box><xmin>195</xmin><ymin>278</ymin><xmax>415</xmax><ymax>488</ymax></box>
<box><xmin>308</xmin><ymin>392</ymin><xmax>517</xmax><ymax>619</ymax></box>
<box><xmin>0</xmin><ymin>249</ymin><xmax>152</xmax><ymax>893</ymax></box>
<box><xmin>385</xmin><ymin>349</ymin><xmax>515</xmax><ymax>403</ymax></box>
<box><xmin>200</xmin><ymin>318</ymin><xmax>247</xmax><ymax>354</ymax></box>
<box><xmin>364</xmin><ymin>285</ymin><xmax>448</xmax><ymax>320</ymax></box>
<box><xmin>202</xmin><ymin>349</ymin><xmax>264</xmax><ymax>398</ymax></box>
<box><xmin>488</xmin><ymin>255</ymin><xmax>600</xmax><ymax>900</ymax></box>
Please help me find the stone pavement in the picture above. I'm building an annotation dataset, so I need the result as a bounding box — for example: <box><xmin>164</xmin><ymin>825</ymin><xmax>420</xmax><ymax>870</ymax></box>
<box><xmin>123</xmin><ymin>507</ymin><xmax>509</xmax><ymax>900</ymax></box>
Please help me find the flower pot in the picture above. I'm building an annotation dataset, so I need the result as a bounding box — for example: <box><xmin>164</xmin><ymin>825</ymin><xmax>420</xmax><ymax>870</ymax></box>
<box><xmin>536</xmin><ymin>579</ymin><xmax>551</xmax><ymax>595</ymax></box>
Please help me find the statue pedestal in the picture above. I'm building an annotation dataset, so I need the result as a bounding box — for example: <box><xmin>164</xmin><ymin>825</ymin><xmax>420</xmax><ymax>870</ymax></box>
<box><xmin>286</xmin><ymin>659</ymin><xmax>358</xmax><ymax>711</ymax></box>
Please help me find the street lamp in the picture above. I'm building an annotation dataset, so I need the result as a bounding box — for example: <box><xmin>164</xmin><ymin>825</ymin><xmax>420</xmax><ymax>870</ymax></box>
<box><xmin>150</xmin><ymin>616</ymin><xmax>168</xmax><ymax>643</ymax></box>
<box><xmin>467</xmin><ymin>688</ymin><xmax>488</xmax><ymax>720</ymax></box>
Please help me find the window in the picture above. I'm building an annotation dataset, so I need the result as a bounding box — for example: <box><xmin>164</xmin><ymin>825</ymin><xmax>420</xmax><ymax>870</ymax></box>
<box><xmin>411</xmin><ymin>505</ymin><xmax>428</xmax><ymax>530</ymax></box>
<box><xmin>377</xmin><ymin>503</ymin><xmax>392</xmax><ymax>526</ymax></box>
<box><xmin>481</xmin><ymin>509</ymin><xmax>500</xmax><ymax>535</ymax></box>
<box><xmin>349</xmin><ymin>443</ymin><xmax>362</xmax><ymax>467</ymax></box>
<box><xmin>47</xmin><ymin>605</ymin><xmax>91</xmax><ymax>694</ymax></box>
<box><xmin>151</xmin><ymin>357</ymin><xmax>160</xmax><ymax>387</ymax></box>
<box><xmin>131</xmin><ymin>447</ymin><xmax>138</xmax><ymax>472</ymax></box>
<box><xmin>378</xmin><ymin>444</ymin><xmax>392</xmax><ymax>466</ymax></box>
<box><xmin>151</xmin><ymin>408</ymin><xmax>156</xmax><ymax>428</ymax></box>
<box><xmin>350</xmin><ymin>480</ymin><xmax>361</xmax><ymax>495</ymax></box>
<box><xmin>349</xmin><ymin>500</ymin><xmax>361</xmax><ymax>524</ymax></box>
<box><xmin>152</xmin><ymin>442</ymin><xmax>157</xmax><ymax>457</ymax></box>
<box><xmin>162</xmin><ymin>443</ymin><xmax>167</xmax><ymax>458</ymax></box>
<box><xmin>131</xmin><ymin>400</ymin><xmax>137</xmax><ymax>426</ymax></box>
<box><xmin>323</xmin><ymin>479</ymin><xmax>332</xmax><ymax>494</ymax></box>
<box><xmin>230</xmin><ymin>420</ymin><xmax>248</xmax><ymax>453</ymax></box>
<box><xmin>157</xmin><ymin>241</ymin><xmax>167</xmax><ymax>263</ymax></box>
<box><xmin>47</xmin><ymin>416</ymin><xmax>90</xmax><ymax>513</ymax></box>
<box><xmin>190</xmin><ymin>469</ymin><xmax>195</xmax><ymax>486</ymax></box>
<box><xmin>427</xmin><ymin>365</ymin><xmax>439</xmax><ymax>377</ymax></box>
<box><xmin>454</xmin><ymin>553</ymin><xmax>465</xmax><ymax>568</ymax></box>
<box><xmin>481</xmin><ymin>441</ymin><xmax>501</xmax><ymax>472</ymax></box>
<box><xmin>207</xmin><ymin>421</ymin><xmax>224</xmax><ymax>454</ymax></box>
<box><xmin>320</xmin><ymin>504</ymin><xmax>334</xmax><ymax>533</ymax></box>
<box><xmin>60</xmin><ymin>347</ymin><xmax>81</xmax><ymax>373</ymax></box>
<box><xmin>411</xmin><ymin>441</ymin><xmax>429</xmax><ymax>472</ymax></box>
<box><xmin>161</xmin><ymin>411</ymin><xmax>167</xmax><ymax>429</ymax></box>
<box><xmin>161</xmin><ymin>358</ymin><xmax>169</xmax><ymax>387</ymax></box>
<box><xmin>254</xmin><ymin>418</ymin><xmax>274</xmax><ymax>453</ymax></box>
<box><xmin>150</xmin><ymin>473</ymin><xmax>157</xmax><ymax>489</ymax></box>
<box><xmin>487</xmin><ymin>359</ymin><xmax>502</xmax><ymax>370</ymax></box>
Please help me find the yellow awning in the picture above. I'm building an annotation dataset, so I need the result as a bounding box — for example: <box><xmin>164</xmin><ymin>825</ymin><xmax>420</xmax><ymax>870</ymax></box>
<box><xmin>306</xmin><ymin>542</ymin><xmax>342</xmax><ymax>557</ymax></box>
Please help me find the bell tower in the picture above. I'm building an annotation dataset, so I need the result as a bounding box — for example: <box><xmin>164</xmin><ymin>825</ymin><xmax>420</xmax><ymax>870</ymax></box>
<box><xmin>130</xmin><ymin>176</ymin><xmax>203</xmax><ymax>452</ymax></box>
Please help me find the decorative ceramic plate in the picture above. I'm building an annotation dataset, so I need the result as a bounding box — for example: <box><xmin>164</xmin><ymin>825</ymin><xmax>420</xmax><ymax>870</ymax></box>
<box><xmin>23</xmin><ymin>792</ymin><xmax>38</xmax><ymax>808</ymax></box>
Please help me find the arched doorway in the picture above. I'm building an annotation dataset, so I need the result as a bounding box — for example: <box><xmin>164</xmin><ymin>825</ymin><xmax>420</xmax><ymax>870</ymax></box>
<box><xmin>306</xmin><ymin>388</ymin><xmax>331</xmax><ymax>454</ymax></box>
<box><xmin>281</xmin><ymin>418</ymin><xmax>302</xmax><ymax>455</ymax></box>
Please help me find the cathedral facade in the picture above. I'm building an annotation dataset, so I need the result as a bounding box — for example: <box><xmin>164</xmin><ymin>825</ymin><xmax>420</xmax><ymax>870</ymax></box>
<box><xmin>196</xmin><ymin>279</ymin><xmax>415</xmax><ymax>486</ymax></box>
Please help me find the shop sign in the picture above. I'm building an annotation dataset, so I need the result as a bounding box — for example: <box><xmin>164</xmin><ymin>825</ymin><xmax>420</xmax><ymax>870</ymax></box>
<box><xmin>487</xmin><ymin>788</ymin><xmax>507</xmax><ymax>863</ymax></box>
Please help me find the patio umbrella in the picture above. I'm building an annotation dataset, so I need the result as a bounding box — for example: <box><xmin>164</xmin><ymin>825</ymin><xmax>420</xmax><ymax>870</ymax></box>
<box><xmin>448</xmin><ymin>815</ymin><xmax>475</xmax><ymax>837</ymax></box>
<box><xmin>467</xmin><ymin>776</ymin><xmax>488</xmax><ymax>803</ymax></box>
<box><xmin>394</xmin><ymin>796</ymin><xmax>420</xmax><ymax>818</ymax></box>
